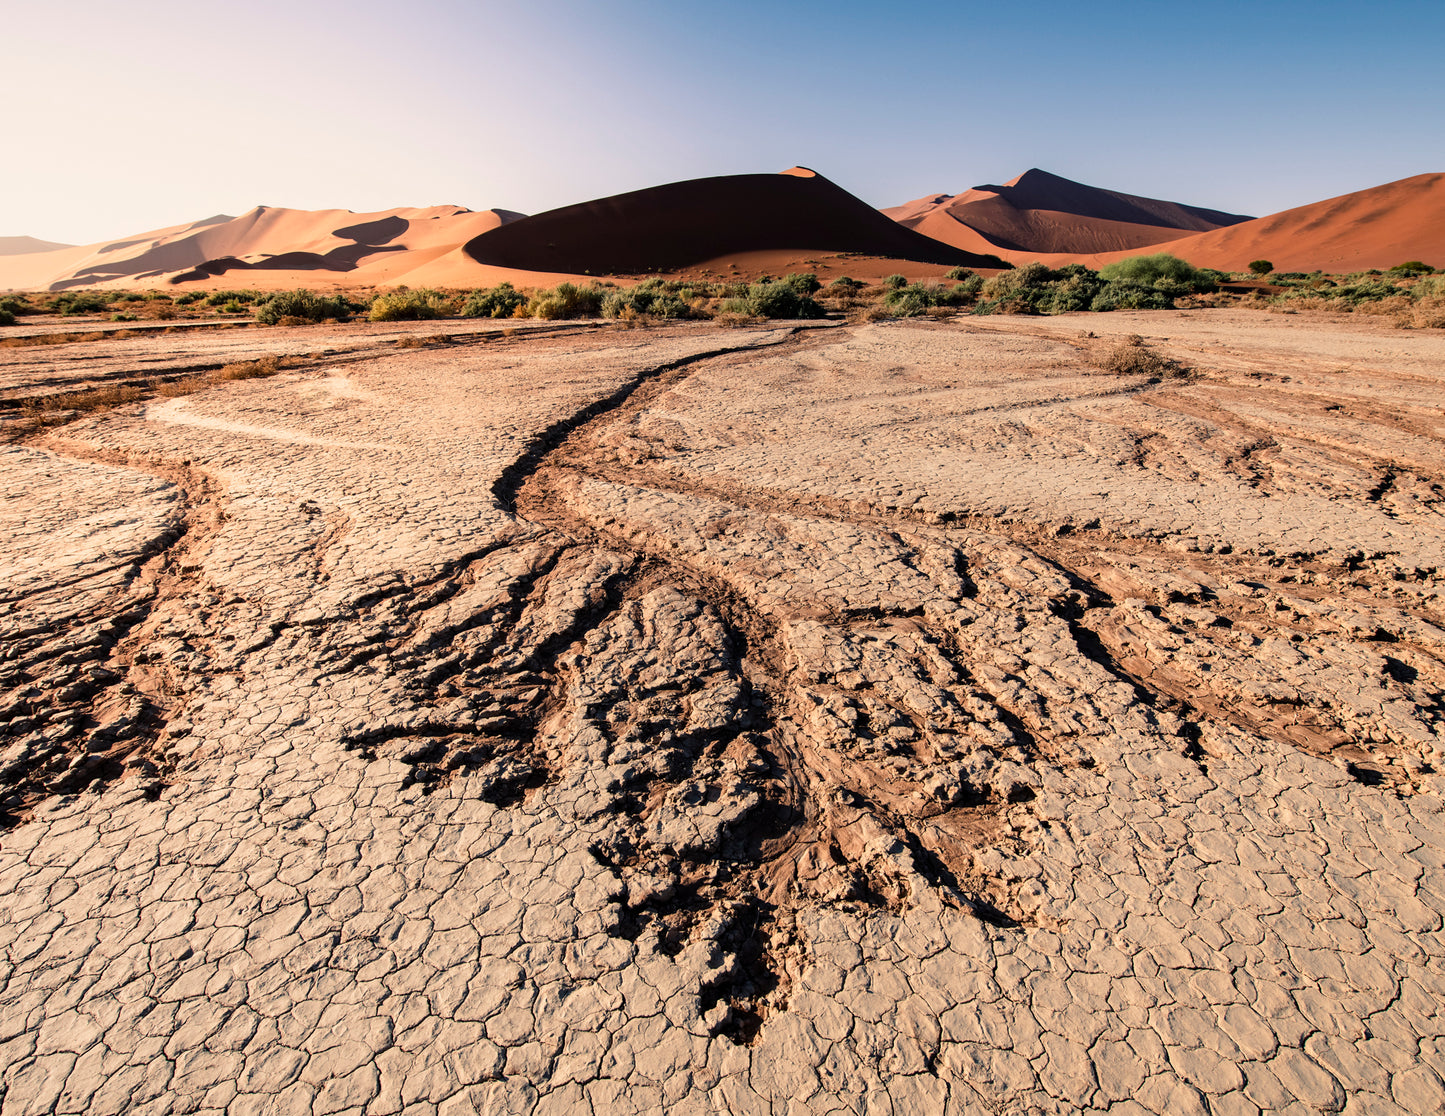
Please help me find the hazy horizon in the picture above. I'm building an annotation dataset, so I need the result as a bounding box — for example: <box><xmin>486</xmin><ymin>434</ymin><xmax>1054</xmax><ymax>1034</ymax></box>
<box><xmin>5</xmin><ymin>0</ymin><xmax>1442</xmax><ymax>245</ymax></box>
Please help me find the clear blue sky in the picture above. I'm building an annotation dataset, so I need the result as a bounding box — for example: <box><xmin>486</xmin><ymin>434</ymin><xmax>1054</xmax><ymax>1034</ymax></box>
<box><xmin>5</xmin><ymin>0</ymin><xmax>1442</xmax><ymax>244</ymax></box>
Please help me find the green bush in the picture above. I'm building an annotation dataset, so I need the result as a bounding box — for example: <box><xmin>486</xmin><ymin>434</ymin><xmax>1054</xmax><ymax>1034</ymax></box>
<box><xmin>110</xmin><ymin>312</ymin><xmax>138</xmax><ymax>322</ymax></box>
<box><xmin>882</xmin><ymin>274</ymin><xmax>907</xmax><ymax>290</ymax></box>
<box><xmin>600</xmin><ymin>278</ymin><xmax>701</xmax><ymax>320</ymax></box>
<box><xmin>883</xmin><ymin>281</ymin><xmax>977</xmax><ymax>317</ymax></box>
<box><xmin>974</xmin><ymin>263</ymin><xmax>1092</xmax><ymax>314</ymax></box>
<box><xmin>1098</xmin><ymin>253</ymin><xmax>1217</xmax><ymax>295</ymax></box>
<box><xmin>54</xmin><ymin>292</ymin><xmax>111</xmax><ymax>315</ymax></box>
<box><xmin>1248</xmin><ymin>259</ymin><xmax>1274</xmax><ymax>276</ymax></box>
<box><xmin>526</xmin><ymin>282</ymin><xmax>607</xmax><ymax>320</ymax></box>
<box><xmin>219</xmin><ymin>300</ymin><xmax>245</xmax><ymax>314</ymax></box>
<box><xmin>460</xmin><ymin>282</ymin><xmax>527</xmax><ymax>319</ymax></box>
<box><xmin>829</xmin><ymin>276</ymin><xmax>864</xmax><ymax>291</ymax></box>
<box><xmin>204</xmin><ymin>289</ymin><xmax>261</xmax><ymax>307</ymax></box>
<box><xmin>174</xmin><ymin>292</ymin><xmax>203</xmax><ymax>306</ymax></box>
<box><xmin>0</xmin><ymin>309</ymin><xmax>14</xmax><ymax>326</ymax></box>
<box><xmin>0</xmin><ymin>295</ymin><xmax>32</xmax><ymax>317</ymax></box>
<box><xmin>719</xmin><ymin>276</ymin><xmax>825</xmax><ymax>319</ymax></box>
<box><xmin>1089</xmin><ymin>282</ymin><xmax>1172</xmax><ymax>311</ymax></box>
<box><xmin>254</xmin><ymin>289</ymin><xmax>353</xmax><ymax>325</ymax></box>
<box><xmin>953</xmin><ymin>273</ymin><xmax>984</xmax><ymax>298</ymax></box>
<box><xmin>944</xmin><ymin>267</ymin><xmax>977</xmax><ymax>282</ymax></box>
<box><xmin>368</xmin><ymin>288</ymin><xmax>450</xmax><ymax>322</ymax></box>
<box><xmin>1390</xmin><ymin>260</ymin><xmax>1434</xmax><ymax>275</ymax></box>
<box><xmin>1413</xmin><ymin>275</ymin><xmax>1445</xmax><ymax>298</ymax></box>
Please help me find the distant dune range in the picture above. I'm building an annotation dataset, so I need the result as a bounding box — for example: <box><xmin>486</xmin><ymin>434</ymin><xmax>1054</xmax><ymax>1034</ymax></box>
<box><xmin>1</xmin><ymin>168</ymin><xmax>1441</xmax><ymax>292</ymax></box>
<box><xmin>1076</xmin><ymin>172</ymin><xmax>1445</xmax><ymax>273</ymax></box>
<box><xmin>0</xmin><ymin>206</ymin><xmax>528</xmax><ymax>292</ymax></box>
<box><xmin>461</xmin><ymin>167</ymin><xmax>1006</xmax><ymax>274</ymax></box>
<box><xmin>884</xmin><ymin>168</ymin><xmax>1255</xmax><ymax>257</ymax></box>
<box><xmin>0</xmin><ymin>236</ymin><xmax>75</xmax><ymax>257</ymax></box>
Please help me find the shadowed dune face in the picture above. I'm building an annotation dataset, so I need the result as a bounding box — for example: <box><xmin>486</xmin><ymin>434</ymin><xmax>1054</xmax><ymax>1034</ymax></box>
<box><xmin>463</xmin><ymin>168</ymin><xmax>1007</xmax><ymax>274</ymax></box>
<box><xmin>886</xmin><ymin>168</ymin><xmax>1254</xmax><ymax>257</ymax></box>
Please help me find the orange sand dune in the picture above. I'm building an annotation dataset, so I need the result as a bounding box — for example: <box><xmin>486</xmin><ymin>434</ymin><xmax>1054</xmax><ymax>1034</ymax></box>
<box><xmin>0</xmin><ymin>236</ymin><xmax>74</xmax><ymax>257</ymax></box>
<box><xmin>885</xmin><ymin>169</ymin><xmax>1252</xmax><ymax>258</ymax></box>
<box><xmin>0</xmin><ymin>206</ymin><xmax>526</xmax><ymax>292</ymax></box>
<box><xmin>464</xmin><ymin>168</ymin><xmax>1007</xmax><ymax>274</ymax></box>
<box><xmin>1071</xmin><ymin>173</ymin><xmax>1445</xmax><ymax>273</ymax></box>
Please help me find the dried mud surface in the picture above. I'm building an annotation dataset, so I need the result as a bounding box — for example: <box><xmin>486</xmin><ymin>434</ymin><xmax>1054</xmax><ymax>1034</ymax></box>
<box><xmin>1</xmin><ymin>309</ymin><xmax>1443</xmax><ymax>1115</ymax></box>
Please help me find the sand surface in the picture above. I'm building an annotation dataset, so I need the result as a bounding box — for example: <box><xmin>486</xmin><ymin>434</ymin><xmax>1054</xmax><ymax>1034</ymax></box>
<box><xmin>884</xmin><ymin>170</ymin><xmax>1252</xmax><ymax>258</ymax></box>
<box><xmin>0</xmin><ymin>207</ymin><xmax>527</xmax><ymax>294</ymax></box>
<box><xmin>1</xmin><ymin>312</ymin><xmax>1443</xmax><ymax>1114</ymax></box>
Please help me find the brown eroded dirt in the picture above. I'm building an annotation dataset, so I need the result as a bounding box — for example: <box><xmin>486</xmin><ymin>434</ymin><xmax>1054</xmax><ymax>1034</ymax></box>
<box><xmin>0</xmin><ymin>309</ymin><xmax>1443</xmax><ymax>1112</ymax></box>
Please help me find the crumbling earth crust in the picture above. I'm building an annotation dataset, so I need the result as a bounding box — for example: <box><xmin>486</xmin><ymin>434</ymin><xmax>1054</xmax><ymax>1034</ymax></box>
<box><xmin>1</xmin><ymin>310</ymin><xmax>1443</xmax><ymax>1114</ymax></box>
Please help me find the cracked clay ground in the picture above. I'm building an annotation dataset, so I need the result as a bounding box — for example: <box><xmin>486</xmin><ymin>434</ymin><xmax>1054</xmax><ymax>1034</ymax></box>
<box><xmin>1</xmin><ymin>309</ymin><xmax>1443</xmax><ymax>1115</ymax></box>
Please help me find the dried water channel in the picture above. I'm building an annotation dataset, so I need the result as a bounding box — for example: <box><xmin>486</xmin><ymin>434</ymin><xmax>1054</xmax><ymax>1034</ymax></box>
<box><xmin>1</xmin><ymin>309</ymin><xmax>1443</xmax><ymax>1114</ymax></box>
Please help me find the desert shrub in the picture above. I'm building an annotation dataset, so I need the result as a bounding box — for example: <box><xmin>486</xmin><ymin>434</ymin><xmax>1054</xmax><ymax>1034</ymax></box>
<box><xmin>527</xmin><ymin>283</ymin><xmax>607</xmax><ymax>320</ymax></box>
<box><xmin>460</xmin><ymin>282</ymin><xmax>527</xmax><ymax>319</ymax></box>
<box><xmin>1248</xmin><ymin>260</ymin><xmax>1274</xmax><ymax>276</ymax></box>
<box><xmin>219</xmin><ymin>300</ymin><xmax>244</xmax><ymax>314</ymax></box>
<box><xmin>742</xmin><ymin>278</ymin><xmax>825</xmax><ymax>319</ymax></box>
<box><xmin>174</xmin><ymin>292</ymin><xmax>203</xmax><ymax>306</ymax></box>
<box><xmin>780</xmin><ymin>273</ymin><xmax>821</xmax><ymax>297</ymax></box>
<box><xmin>944</xmin><ymin>267</ymin><xmax>977</xmax><ymax>282</ymax></box>
<box><xmin>0</xmin><ymin>309</ymin><xmax>13</xmax><ymax>326</ymax></box>
<box><xmin>883</xmin><ymin>281</ymin><xmax>977</xmax><ymax>317</ymax></box>
<box><xmin>1097</xmin><ymin>334</ymin><xmax>1174</xmax><ymax>377</ymax></box>
<box><xmin>975</xmin><ymin>263</ymin><xmax>1094</xmax><ymax>314</ymax></box>
<box><xmin>115</xmin><ymin>292</ymin><xmax>147</xmax><ymax>303</ymax></box>
<box><xmin>1089</xmin><ymin>281</ymin><xmax>1172</xmax><ymax>312</ymax></box>
<box><xmin>0</xmin><ymin>295</ymin><xmax>34</xmax><ymax>316</ymax></box>
<box><xmin>54</xmin><ymin>292</ymin><xmax>111</xmax><ymax>316</ymax></box>
<box><xmin>953</xmin><ymin>273</ymin><xmax>984</xmax><ymax>298</ymax></box>
<box><xmin>204</xmin><ymin>289</ymin><xmax>262</xmax><ymax>307</ymax></box>
<box><xmin>368</xmin><ymin>288</ymin><xmax>450</xmax><ymax>322</ymax></box>
<box><xmin>1098</xmin><ymin>253</ymin><xmax>1217</xmax><ymax>295</ymax></box>
<box><xmin>829</xmin><ymin>276</ymin><xmax>864</xmax><ymax>291</ymax></box>
<box><xmin>601</xmin><ymin>279</ymin><xmax>700</xmax><ymax>321</ymax></box>
<box><xmin>882</xmin><ymin>274</ymin><xmax>907</xmax><ymax>290</ymax></box>
<box><xmin>1413</xmin><ymin>275</ymin><xmax>1445</xmax><ymax>299</ymax></box>
<box><xmin>254</xmin><ymin>289</ymin><xmax>352</xmax><ymax>325</ymax></box>
<box><xmin>110</xmin><ymin>312</ymin><xmax>138</xmax><ymax>322</ymax></box>
<box><xmin>1390</xmin><ymin>260</ymin><xmax>1434</xmax><ymax>275</ymax></box>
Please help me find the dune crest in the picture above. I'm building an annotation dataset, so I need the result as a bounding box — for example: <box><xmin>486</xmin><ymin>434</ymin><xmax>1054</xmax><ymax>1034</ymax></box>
<box><xmin>0</xmin><ymin>235</ymin><xmax>75</xmax><ymax>257</ymax></box>
<box><xmin>885</xmin><ymin>168</ymin><xmax>1253</xmax><ymax>257</ymax></box>
<box><xmin>1079</xmin><ymin>172</ymin><xmax>1445</xmax><ymax>273</ymax></box>
<box><xmin>0</xmin><ymin>206</ymin><xmax>526</xmax><ymax>292</ymax></box>
<box><xmin>463</xmin><ymin>168</ymin><xmax>1007</xmax><ymax>274</ymax></box>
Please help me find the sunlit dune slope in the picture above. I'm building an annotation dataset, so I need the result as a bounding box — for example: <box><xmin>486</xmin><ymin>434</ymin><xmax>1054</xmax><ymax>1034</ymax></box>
<box><xmin>1089</xmin><ymin>172</ymin><xmax>1445</xmax><ymax>273</ymax></box>
<box><xmin>0</xmin><ymin>206</ymin><xmax>527</xmax><ymax>292</ymax></box>
<box><xmin>885</xmin><ymin>169</ymin><xmax>1253</xmax><ymax>257</ymax></box>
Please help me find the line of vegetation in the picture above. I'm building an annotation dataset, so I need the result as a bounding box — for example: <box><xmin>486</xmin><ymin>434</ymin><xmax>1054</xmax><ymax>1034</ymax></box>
<box><xmin>4</xmin><ymin>255</ymin><xmax>1440</xmax><ymax>333</ymax></box>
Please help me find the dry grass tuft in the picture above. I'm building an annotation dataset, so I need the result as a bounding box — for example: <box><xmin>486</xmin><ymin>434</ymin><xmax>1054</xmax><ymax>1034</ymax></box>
<box><xmin>22</xmin><ymin>384</ymin><xmax>147</xmax><ymax>416</ymax></box>
<box><xmin>0</xmin><ymin>331</ymin><xmax>119</xmax><ymax>349</ymax></box>
<box><xmin>1096</xmin><ymin>334</ymin><xmax>1189</xmax><ymax>379</ymax></box>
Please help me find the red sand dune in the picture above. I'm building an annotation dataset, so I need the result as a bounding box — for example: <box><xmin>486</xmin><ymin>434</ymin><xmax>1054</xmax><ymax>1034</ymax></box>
<box><xmin>0</xmin><ymin>236</ymin><xmax>75</xmax><ymax>257</ymax></box>
<box><xmin>885</xmin><ymin>169</ymin><xmax>1253</xmax><ymax>257</ymax></box>
<box><xmin>0</xmin><ymin>207</ymin><xmax>527</xmax><ymax>292</ymax></box>
<box><xmin>464</xmin><ymin>168</ymin><xmax>1007</xmax><ymax>274</ymax></box>
<box><xmin>1076</xmin><ymin>173</ymin><xmax>1445</xmax><ymax>274</ymax></box>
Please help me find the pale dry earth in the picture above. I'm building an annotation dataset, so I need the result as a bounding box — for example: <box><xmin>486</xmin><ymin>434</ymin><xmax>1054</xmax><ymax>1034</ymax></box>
<box><xmin>0</xmin><ymin>309</ymin><xmax>1443</xmax><ymax>1115</ymax></box>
